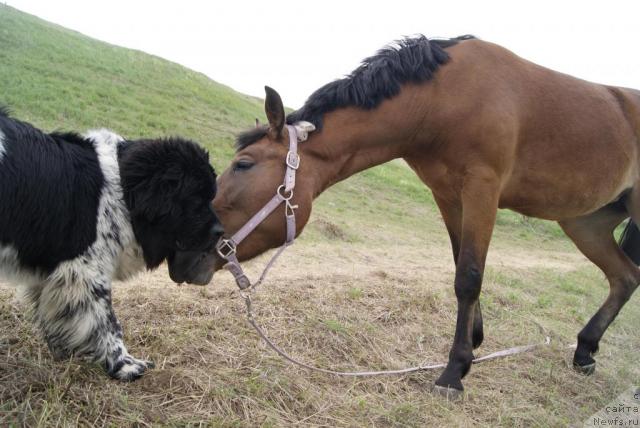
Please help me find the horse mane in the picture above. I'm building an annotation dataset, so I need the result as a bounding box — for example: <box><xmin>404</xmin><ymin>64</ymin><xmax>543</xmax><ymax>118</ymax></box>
<box><xmin>236</xmin><ymin>34</ymin><xmax>474</xmax><ymax>151</ymax></box>
<box><xmin>286</xmin><ymin>34</ymin><xmax>475</xmax><ymax>129</ymax></box>
<box><xmin>236</xmin><ymin>125</ymin><xmax>268</xmax><ymax>151</ymax></box>
<box><xmin>0</xmin><ymin>106</ymin><xmax>12</xmax><ymax>118</ymax></box>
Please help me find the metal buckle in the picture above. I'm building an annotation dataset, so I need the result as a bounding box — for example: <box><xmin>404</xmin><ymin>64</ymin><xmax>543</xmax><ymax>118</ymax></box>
<box><xmin>236</xmin><ymin>275</ymin><xmax>251</xmax><ymax>290</ymax></box>
<box><xmin>286</xmin><ymin>151</ymin><xmax>300</xmax><ymax>170</ymax></box>
<box><xmin>277</xmin><ymin>184</ymin><xmax>294</xmax><ymax>201</ymax></box>
<box><xmin>216</xmin><ymin>239</ymin><xmax>237</xmax><ymax>259</ymax></box>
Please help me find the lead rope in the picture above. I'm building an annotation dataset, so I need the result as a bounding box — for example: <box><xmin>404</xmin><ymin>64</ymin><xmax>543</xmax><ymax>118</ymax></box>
<box><xmin>220</xmin><ymin>124</ymin><xmax>552</xmax><ymax>377</ymax></box>
<box><xmin>242</xmin><ymin>291</ymin><xmax>551</xmax><ymax>376</ymax></box>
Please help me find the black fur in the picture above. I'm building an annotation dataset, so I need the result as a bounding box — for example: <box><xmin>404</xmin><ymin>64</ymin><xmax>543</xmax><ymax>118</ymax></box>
<box><xmin>0</xmin><ymin>113</ymin><xmax>103</xmax><ymax>273</ymax></box>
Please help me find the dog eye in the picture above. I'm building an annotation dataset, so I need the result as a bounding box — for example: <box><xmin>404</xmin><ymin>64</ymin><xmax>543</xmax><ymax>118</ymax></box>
<box><xmin>233</xmin><ymin>160</ymin><xmax>254</xmax><ymax>172</ymax></box>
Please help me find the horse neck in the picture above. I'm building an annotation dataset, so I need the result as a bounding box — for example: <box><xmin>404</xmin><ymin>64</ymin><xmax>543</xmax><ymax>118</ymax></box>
<box><xmin>301</xmin><ymin>108</ymin><xmax>413</xmax><ymax>197</ymax></box>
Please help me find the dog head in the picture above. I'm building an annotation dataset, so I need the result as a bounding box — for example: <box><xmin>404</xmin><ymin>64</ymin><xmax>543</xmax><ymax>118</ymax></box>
<box><xmin>119</xmin><ymin>138</ymin><xmax>222</xmax><ymax>285</ymax></box>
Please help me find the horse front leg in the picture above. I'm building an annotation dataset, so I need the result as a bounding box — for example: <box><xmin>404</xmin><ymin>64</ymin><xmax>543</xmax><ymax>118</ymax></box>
<box><xmin>434</xmin><ymin>194</ymin><xmax>485</xmax><ymax>350</ymax></box>
<box><xmin>433</xmin><ymin>173</ymin><xmax>499</xmax><ymax>398</ymax></box>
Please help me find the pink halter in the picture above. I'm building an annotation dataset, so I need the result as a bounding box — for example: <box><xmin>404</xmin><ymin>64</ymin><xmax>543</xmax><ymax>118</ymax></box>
<box><xmin>216</xmin><ymin>125</ymin><xmax>300</xmax><ymax>290</ymax></box>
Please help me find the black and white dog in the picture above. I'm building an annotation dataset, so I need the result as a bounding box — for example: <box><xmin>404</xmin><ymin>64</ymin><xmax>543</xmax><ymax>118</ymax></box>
<box><xmin>0</xmin><ymin>108</ymin><xmax>223</xmax><ymax>380</ymax></box>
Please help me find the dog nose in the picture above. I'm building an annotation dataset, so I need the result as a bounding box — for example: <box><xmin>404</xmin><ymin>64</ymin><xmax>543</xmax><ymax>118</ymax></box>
<box><xmin>210</xmin><ymin>222</ymin><xmax>224</xmax><ymax>239</ymax></box>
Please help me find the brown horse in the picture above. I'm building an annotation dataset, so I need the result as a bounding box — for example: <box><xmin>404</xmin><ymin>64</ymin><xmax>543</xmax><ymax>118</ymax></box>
<box><xmin>212</xmin><ymin>35</ymin><xmax>640</xmax><ymax>396</ymax></box>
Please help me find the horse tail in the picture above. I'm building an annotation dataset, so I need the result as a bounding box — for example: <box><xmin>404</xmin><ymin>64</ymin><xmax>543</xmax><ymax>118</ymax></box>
<box><xmin>619</xmin><ymin>220</ymin><xmax>640</xmax><ymax>265</ymax></box>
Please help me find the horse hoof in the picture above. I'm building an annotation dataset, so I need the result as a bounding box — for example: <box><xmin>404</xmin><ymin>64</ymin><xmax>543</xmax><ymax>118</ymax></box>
<box><xmin>431</xmin><ymin>384</ymin><xmax>464</xmax><ymax>401</ymax></box>
<box><xmin>573</xmin><ymin>361</ymin><xmax>596</xmax><ymax>375</ymax></box>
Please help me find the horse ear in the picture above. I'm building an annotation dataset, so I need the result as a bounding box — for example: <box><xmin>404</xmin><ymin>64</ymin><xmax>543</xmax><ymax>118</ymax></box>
<box><xmin>264</xmin><ymin>86</ymin><xmax>285</xmax><ymax>138</ymax></box>
<box><xmin>255</xmin><ymin>118</ymin><xmax>260</xmax><ymax>128</ymax></box>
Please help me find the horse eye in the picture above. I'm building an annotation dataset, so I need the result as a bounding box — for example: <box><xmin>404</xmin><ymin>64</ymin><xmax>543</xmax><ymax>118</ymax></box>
<box><xmin>233</xmin><ymin>160</ymin><xmax>254</xmax><ymax>172</ymax></box>
<box><xmin>175</xmin><ymin>240</ymin><xmax>187</xmax><ymax>250</ymax></box>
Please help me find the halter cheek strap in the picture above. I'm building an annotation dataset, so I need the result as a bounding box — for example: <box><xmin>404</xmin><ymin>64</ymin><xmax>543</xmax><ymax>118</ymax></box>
<box><xmin>216</xmin><ymin>125</ymin><xmax>301</xmax><ymax>290</ymax></box>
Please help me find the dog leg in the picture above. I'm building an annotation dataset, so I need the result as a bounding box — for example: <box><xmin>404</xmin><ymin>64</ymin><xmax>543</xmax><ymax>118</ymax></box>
<box><xmin>26</xmin><ymin>277</ymin><xmax>153</xmax><ymax>381</ymax></box>
<box><xmin>102</xmin><ymin>303</ymin><xmax>155</xmax><ymax>381</ymax></box>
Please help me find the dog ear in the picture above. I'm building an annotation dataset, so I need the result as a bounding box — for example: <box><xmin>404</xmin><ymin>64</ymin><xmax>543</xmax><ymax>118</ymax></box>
<box><xmin>120</xmin><ymin>142</ymin><xmax>186</xmax><ymax>224</ymax></box>
<box><xmin>127</xmin><ymin>174</ymin><xmax>184</xmax><ymax>223</ymax></box>
<box><xmin>122</xmin><ymin>172</ymin><xmax>185</xmax><ymax>268</ymax></box>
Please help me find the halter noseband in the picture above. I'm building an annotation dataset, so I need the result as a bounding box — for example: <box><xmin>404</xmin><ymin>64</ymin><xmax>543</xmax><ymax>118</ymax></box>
<box><xmin>216</xmin><ymin>124</ymin><xmax>301</xmax><ymax>290</ymax></box>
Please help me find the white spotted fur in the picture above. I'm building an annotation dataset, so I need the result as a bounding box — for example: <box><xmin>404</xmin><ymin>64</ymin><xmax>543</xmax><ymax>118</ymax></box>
<box><xmin>0</xmin><ymin>244</ymin><xmax>43</xmax><ymax>286</ymax></box>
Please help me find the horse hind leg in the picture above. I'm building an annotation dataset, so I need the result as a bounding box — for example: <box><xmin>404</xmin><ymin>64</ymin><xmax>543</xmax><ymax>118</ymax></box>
<box><xmin>619</xmin><ymin>217</ymin><xmax>640</xmax><ymax>264</ymax></box>
<box><xmin>619</xmin><ymin>185</ymin><xmax>640</xmax><ymax>266</ymax></box>
<box><xmin>559</xmin><ymin>204</ymin><xmax>640</xmax><ymax>374</ymax></box>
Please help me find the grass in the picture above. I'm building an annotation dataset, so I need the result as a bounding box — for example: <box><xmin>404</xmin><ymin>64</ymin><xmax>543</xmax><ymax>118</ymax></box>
<box><xmin>1</xmin><ymin>4</ymin><xmax>639</xmax><ymax>427</ymax></box>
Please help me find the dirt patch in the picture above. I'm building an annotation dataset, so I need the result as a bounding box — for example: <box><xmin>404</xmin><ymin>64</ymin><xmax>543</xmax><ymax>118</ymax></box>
<box><xmin>488</xmin><ymin>245</ymin><xmax>589</xmax><ymax>272</ymax></box>
<box><xmin>308</xmin><ymin>218</ymin><xmax>349</xmax><ymax>241</ymax></box>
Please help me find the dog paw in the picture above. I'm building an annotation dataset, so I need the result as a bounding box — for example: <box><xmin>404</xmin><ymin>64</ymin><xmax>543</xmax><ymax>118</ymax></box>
<box><xmin>108</xmin><ymin>355</ymin><xmax>154</xmax><ymax>381</ymax></box>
